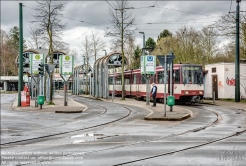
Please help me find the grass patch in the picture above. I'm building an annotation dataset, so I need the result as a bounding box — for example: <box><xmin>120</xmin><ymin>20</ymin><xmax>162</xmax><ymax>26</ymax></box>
<box><xmin>47</xmin><ymin>102</ymin><xmax>55</xmax><ymax>105</ymax></box>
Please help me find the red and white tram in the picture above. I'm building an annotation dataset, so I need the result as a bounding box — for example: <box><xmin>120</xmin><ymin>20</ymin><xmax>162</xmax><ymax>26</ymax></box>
<box><xmin>108</xmin><ymin>64</ymin><xmax>204</xmax><ymax>104</ymax></box>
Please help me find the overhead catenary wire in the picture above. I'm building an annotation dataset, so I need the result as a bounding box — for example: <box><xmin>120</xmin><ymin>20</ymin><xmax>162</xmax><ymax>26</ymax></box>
<box><xmin>19</xmin><ymin>2</ymin><xmax>221</xmax><ymax>32</ymax></box>
<box><xmin>17</xmin><ymin>2</ymin><xmax>229</xmax><ymax>40</ymax></box>
<box><xmin>229</xmin><ymin>0</ymin><xmax>233</xmax><ymax>13</ymax></box>
<box><xmin>123</xmin><ymin>5</ymin><xmax>209</xmax><ymax>16</ymax></box>
<box><xmin>105</xmin><ymin>0</ymin><xmax>115</xmax><ymax>10</ymax></box>
<box><xmin>153</xmin><ymin>0</ymin><xmax>158</xmax><ymax>7</ymax></box>
<box><xmin>22</xmin><ymin>5</ymin><xmax>112</xmax><ymax>29</ymax></box>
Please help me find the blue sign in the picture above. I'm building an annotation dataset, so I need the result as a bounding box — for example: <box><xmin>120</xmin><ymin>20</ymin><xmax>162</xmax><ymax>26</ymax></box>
<box><xmin>147</xmin><ymin>56</ymin><xmax>153</xmax><ymax>61</ymax></box>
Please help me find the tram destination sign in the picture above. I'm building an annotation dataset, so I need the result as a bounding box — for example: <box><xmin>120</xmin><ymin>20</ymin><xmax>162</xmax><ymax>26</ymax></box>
<box><xmin>141</xmin><ymin>55</ymin><xmax>156</xmax><ymax>74</ymax></box>
<box><xmin>59</xmin><ymin>55</ymin><xmax>74</xmax><ymax>75</ymax></box>
<box><xmin>30</xmin><ymin>54</ymin><xmax>44</xmax><ymax>74</ymax></box>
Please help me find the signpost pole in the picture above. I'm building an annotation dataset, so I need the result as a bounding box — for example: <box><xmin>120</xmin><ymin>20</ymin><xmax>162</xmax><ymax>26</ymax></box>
<box><xmin>65</xmin><ymin>81</ymin><xmax>67</xmax><ymax>106</ymax></box>
<box><xmin>59</xmin><ymin>55</ymin><xmax>74</xmax><ymax>106</ymax></box>
<box><xmin>147</xmin><ymin>75</ymin><xmax>149</xmax><ymax>105</ymax></box>
<box><xmin>112</xmin><ymin>67</ymin><xmax>115</xmax><ymax>102</ymax></box>
<box><xmin>170</xmin><ymin>61</ymin><xmax>173</xmax><ymax>112</ymax></box>
<box><xmin>164</xmin><ymin>55</ymin><xmax>167</xmax><ymax>117</ymax></box>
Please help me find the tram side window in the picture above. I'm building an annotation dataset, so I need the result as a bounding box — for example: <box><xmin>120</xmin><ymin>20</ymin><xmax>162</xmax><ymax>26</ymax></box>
<box><xmin>125</xmin><ymin>75</ymin><xmax>130</xmax><ymax>85</ymax></box>
<box><xmin>108</xmin><ymin>77</ymin><xmax>113</xmax><ymax>85</ymax></box>
<box><xmin>116</xmin><ymin>77</ymin><xmax>122</xmax><ymax>85</ymax></box>
<box><xmin>158</xmin><ymin>71</ymin><xmax>163</xmax><ymax>84</ymax></box>
<box><xmin>141</xmin><ymin>75</ymin><xmax>146</xmax><ymax>84</ymax></box>
<box><xmin>157</xmin><ymin>71</ymin><xmax>168</xmax><ymax>84</ymax></box>
<box><xmin>174</xmin><ymin>70</ymin><xmax>180</xmax><ymax>83</ymax></box>
<box><xmin>133</xmin><ymin>74</ymin><xmax>137</xmax><ymax>84</ymax></box>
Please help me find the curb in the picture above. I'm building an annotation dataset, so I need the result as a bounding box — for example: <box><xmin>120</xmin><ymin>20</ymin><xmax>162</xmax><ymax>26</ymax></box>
<box><xmin>144</xmin><ymin>113</ymin><xmax>191</xmax><ymax>121</ymax></box>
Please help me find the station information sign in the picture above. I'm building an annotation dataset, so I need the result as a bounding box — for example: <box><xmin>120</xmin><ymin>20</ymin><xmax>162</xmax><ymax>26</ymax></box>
<box><xmin>59</xmin><ymin>55</ymin><xmax>74</xmax><ymax>75</ymax></box>
<box><xmin>30</xmin><ymin>54</ymin><xmax>44</xmax><ymax>74</ymax></box>
<box><xmin>141</xmin><ymin>55</ymin><xmax>156</xmax><ymax>74</ymax></box>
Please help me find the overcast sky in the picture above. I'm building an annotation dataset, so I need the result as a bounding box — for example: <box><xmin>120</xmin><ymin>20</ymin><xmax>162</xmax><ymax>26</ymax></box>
<box><xmin>1</xmin><ymin>0</ymin><xmax>245</xmax><ymax>64</ymax></box>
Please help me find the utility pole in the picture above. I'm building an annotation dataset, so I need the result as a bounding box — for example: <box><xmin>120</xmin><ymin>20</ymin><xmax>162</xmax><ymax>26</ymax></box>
<box><xmin>18</xmin><ymin>3</ymin><xmax>23</xmax><ymax>106</ymax></box>
<box><xmin>235</xmin><ymin>0</ymin><xmax>241</xmax><ymax>102</ymax></box>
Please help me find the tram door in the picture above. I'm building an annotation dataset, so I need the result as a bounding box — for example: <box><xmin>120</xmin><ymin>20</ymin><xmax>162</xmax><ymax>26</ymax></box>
<box><xmin>212</xmin><ymin>75</ymin><xmax>218</xmax><ymax>99</ymax></box>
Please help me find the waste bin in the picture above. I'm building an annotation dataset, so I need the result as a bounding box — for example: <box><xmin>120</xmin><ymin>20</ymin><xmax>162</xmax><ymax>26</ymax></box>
<box><xmin>38</xmin><ymin>95</ymin><xmax>45</xmax><ymax>105</ymax></box>
<box><xmin>167</xmin><ymin>95</ymin><xmax>175</xmax><ymax>106</ymax></box>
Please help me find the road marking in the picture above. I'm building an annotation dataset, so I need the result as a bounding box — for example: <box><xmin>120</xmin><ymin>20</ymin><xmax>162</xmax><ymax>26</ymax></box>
<box><xmin>176</xmin><ymin>106</ymin><xmax>193</xmax><ymax>117</ymax></box>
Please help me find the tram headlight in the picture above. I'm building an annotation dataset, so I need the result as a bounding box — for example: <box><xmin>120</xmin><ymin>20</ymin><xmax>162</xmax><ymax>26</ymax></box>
<box><xmin>185</xmin><ymin>91</ymin><xmax>189</xmax><ymax>94</ymax></box>
<box><xmin>199</xmin><ymin>91</ymin><xmax>203</xmax><ymax>95</ymax></box>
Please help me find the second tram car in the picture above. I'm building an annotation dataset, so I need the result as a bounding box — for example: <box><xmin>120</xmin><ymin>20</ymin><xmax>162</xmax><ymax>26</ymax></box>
<box><xmin>108</xmin><ymin>64</ymin><xmax>204</xmax><ymax>104</ymax></box>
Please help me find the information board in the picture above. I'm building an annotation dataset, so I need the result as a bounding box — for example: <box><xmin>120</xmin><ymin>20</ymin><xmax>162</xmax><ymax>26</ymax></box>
<box><xmin>30</xmin><ymin>54</ymin><xmax>44</xmax><ymax>74</ymax></box>
<box><xmin>59</xmin><ymin>55</ymin><xmax>74</xmax><ymax>75</ymax></box>
<box><xmin>141</xmin><ymin>55</ymin><xmax>156</xmax><ymax>74</ymax></box>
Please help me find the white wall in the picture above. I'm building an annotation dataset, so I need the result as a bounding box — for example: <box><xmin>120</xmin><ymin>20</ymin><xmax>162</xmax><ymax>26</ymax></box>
<box><xmin>204</xmin><ymin>63</ymin><xmax>224</xmax><ymax>98</ymax></box>
<box><xmin>240</xmin><ymin>64</ymin><xmax>246</xmax><ymax>99</ymax></box>
<box><xmin>223</xmin><ymin>64</ymin><xmax>236</xmax><ymax>98</ymax></box>
<box><xmin>217</xmin><ymin>64</ymin><xmax>225</xmax><ymax>98</ymax></box>
<box><xmin>204</xmin><ymin>63</ymin><xmax>246</xmax><ymax>99</ymax></box>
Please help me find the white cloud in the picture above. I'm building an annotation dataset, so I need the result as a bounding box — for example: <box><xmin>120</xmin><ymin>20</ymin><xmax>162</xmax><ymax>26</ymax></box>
<box><xmin>1</xmin><ymin>0</ymin><xmax>243</xmax><ymax>56</ymax></box>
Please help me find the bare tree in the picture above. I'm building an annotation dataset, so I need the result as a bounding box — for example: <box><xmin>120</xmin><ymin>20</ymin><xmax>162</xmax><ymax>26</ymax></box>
<box><xmin>27</xmin><ymin>26</ymin><xmax>46</xmax><ymax>49</ymax></box>
<box><xmin>109</xmin><ymin>0</ymin><xmax>135</xmax><ymax>100</ymax></box>
<box><xmin>32</xmin><ymin>0</ymin><xmax>66</xmax><ymax>104</ymax></box>
<box><xmin>91</xmin><ymin>31</ymin><xmax>105</xmax><ymax>63</ymax></box>
<box><xmin>1</xmin><ymin>29</ymin><xmax>20</xmax><ymax>76</ymax></box>
<box><xmin>81</xmin><ymin>35</ymin><xmax>92</xmax><ymax>94</ymax></box>
<box><xmin>198</xmin><ymin>26</ymin><xmax>219</xmax><ymax>66</ymax></box>
<box><xmin>213</xmin><ymin>13</ymin><xmax>246</xmax><ymax>59</ymax></box>
<box><xmin>124</xmin><ymin>34</ymin><xmax>136</xmax><ymax>70</ymax></box>
<box><xmin>109</xmin><ymin>37</ymin><xmax>121</xmax><ymax>52</ymax></box>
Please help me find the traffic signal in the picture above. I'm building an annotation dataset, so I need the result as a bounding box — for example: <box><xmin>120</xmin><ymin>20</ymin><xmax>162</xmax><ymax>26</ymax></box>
<box><xmin>38</xmin><ymin>63</ymin><xmax>44</xmax><ymax>76</ymax></box>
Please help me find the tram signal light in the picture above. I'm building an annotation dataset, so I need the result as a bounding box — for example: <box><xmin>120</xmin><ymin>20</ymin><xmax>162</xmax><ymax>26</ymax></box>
<box><xmin>38</xmin><ymin>63</ymin><xmax>44</xmax><ymax>76</ymax></box>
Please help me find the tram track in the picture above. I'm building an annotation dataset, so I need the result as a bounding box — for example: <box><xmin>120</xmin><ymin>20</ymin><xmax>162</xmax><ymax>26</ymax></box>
<box><xmin>108</xmin><ymin>105</ymin><xmax>245</xmax><ymax>165</ymax></box>
<box><xmin>1</xmin><ymin>105</ymin><xmax>132</xmax><ymax>146</ymax></box>
<box><xmin>14</xmin><ymin>104</ymin><xmax>226</xmax><ymax>166</ymax></box>
<box><xmin>3</xmin><ymin>104</ymin><xmax>223</xmax><ymax>166</ymax></box>
<box><xmin>3</xmin><ymin>98</ymin><xmax>244</xmax><ymax>166</ymax></box>
<box><xmin>79</xmin><ymin>105</ymin><xmax>221</xmax><ymax>154</ymax></box>
<box><xmin>113</xmin><ymin>129</ymin><xmax>246</xmax><ymax>166</ymax></box>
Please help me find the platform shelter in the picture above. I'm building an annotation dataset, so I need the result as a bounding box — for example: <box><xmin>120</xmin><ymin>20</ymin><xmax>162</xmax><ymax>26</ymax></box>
<box><xmin>93</xmin><ymin>52</ymin><xmax>127</xmax><ymax>99</ymax></box>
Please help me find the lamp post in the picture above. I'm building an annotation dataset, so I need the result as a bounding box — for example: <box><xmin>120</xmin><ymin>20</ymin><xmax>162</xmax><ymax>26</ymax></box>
<box><xmin>139</xmin><ymin>31</ymin><xmax>150</xmax><ymax>105</ymax></box>
<box><xmin>102</xmin><ymin>49</ymin><xmax>107</xmax><ymax>56</ymax></box>
<box><xmin>139</xmin><ymin>32</ymin><xmax>145</xmax><ymax>55</ymax></box>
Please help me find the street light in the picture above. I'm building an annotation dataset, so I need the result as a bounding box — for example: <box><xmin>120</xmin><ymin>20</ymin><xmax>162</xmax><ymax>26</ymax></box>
<box><xmin>139</xmin><ymin>32</ymin><xmax>145</xmax><ymax>55</ymax></box>
<box><xmin>102</xmin><ymin>49</ymin><xmax>107</xmax><ymax>56</ymax></box>
<box><xmin>82</xmin><ymin>55</ymin><xmax>86</xmax><ymax>65</ymax></box>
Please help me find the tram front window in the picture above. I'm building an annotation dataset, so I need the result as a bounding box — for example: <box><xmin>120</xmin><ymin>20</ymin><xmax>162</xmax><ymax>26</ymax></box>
<box><xmin>182</xmin><ymin>66</ymin><xmax>203</xmax><ymax>84</ymax></box>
